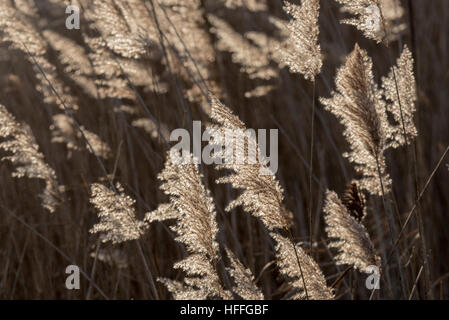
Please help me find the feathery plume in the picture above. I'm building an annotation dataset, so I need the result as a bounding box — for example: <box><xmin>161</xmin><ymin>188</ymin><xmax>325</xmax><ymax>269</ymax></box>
<box><xmin>0</xmin><ymin>105</ymin><xmax>60</xmax><ymax>213</ymax></box>
<box><xmin>209</xmin><ymin>15</ymin><xmax>277</xmax><ymax>80</ymax></box>
<box><xmin>80</xmin><ymin>127</ymin><xmax>112</xmax><ymax>160</ymax></box>
<box><xmin>153</xmin><ymin>0</ymin><xmax>219</xmax><ymax>113</ymax></box>
<box><xmin>380</xmin><ymin>0</ymin><xmax>404</xmax><ymax>22</ymax></box>
<box><xmin>381</xmin><ymin>45</ymin><xmax>417</xmax><ymax>147</ymax></box>
<box><xmin>43</xmin><ymin>30</ymin><xmax>93</xmax><ymax>77</ymax></box>
<box><xmin>324</xmin><ymin>190</ymin><xmax>381</xmax><ymax>273</ymax></box>
<box><xmin>209</xmin><ymin>96</ymin><xmax>291</xmax><ymax>231</ymax></box>
<box><xmin>158</xmin><ymin>277</ymin><xmax>213</xmax><ymax>300</ymax></box>
<box><xmin>271</xmin><ymin>233</ymin><xmax>334</xmax><ymax>300</ymax></box>
<box><xmin>337</xmin><ymin>0</ymin><xmax>405</xmax><ymax>43</ymax></box>
<box><xmin>336</xmin><ymin>0</ymin><xmax>386</xmax><ymax>43</ymax></box>
<box><xmin>91</xmin><ymin>0</ymin><xmax>148</xmax><ymax>59</ymax></box>
<box><xmin>90</xmin><ymin>248</ymin><xmax>129</xmax><ymax>269</ymax></box>
<box><xmin>279</xmin><ymin>0</ymin><xmax>322</xmax><ymax>81</ymax></box>
<box><xmin>225</xmin><ymin>248</ymin><xmax>264</xmax><ymax>300</ymax></box>
<box><xmin>50</xmin><ymin>114</ymin><xmax>111</xmax><ymax>159</ymax></box>
<box><xmin>244</xmin><ymin>30</ymin><xmax>293</xmax><ymax>83</ymax></box>
<box><xmin>379</xmin><ymin>0</ymin><xmax>406</xmax><ymax>41</ymax></box>
<box><xmin>244</xmin><ymin>85</ymin><xmax>276</xmax><ymax>99</ymax></box>
<box><xmin>132</xmin><ymin>118</ymin><xmax>171</xmax><ymax>142</ymax></box>
<box><xmin>13</xmin><ymin>0</ymin><xmax>38</xmax><ymax>16</ymax></box>
<box><xmin>50</xmin><ymin>114</ymin><xmax>80</xmax><ymax>155</ymax></box>
<box><xmin>0</xmin><ymin>5</ymin><xmax>79</xmax><ymax>111</ymax></box>
<box><xmin>158</xmin><ymin>0</ymin><xmax>216</xmax><ymax>78</ymax></box>
<box><xmin>144</xmin><ymin>203</ymin><xmax>178</xmax><ymax>224</ymax></box>
<box><xmin>43</xmin><ymin>30</ymin><xmax>97</xmax><ymax>97</ymax></box>
<box><xmin>208</xmin><ymin>97</ymin><xmax>328</xmax><ymax>300</ymax></box>
<box><xmin>84</xmin><ymin>35</ymin><xmax>166</xmax><ymax>100</ymax></box>
<box><xmin>157</xmin><ymin>152</ymin><xmax>231</xmax><ymax>300</ymax></box>
<box><xmin>224</xmin><ymin>0</ymin><xmax>268</xmax><ymax>11</ymax></box>
<box><xmin>89</xmin><ymin>183</ymin><xmax>145</xmax><ymax>244</ymax></box>
<box><xmin>320</xmin><ymin>44</ymin><xmax>392</xmax><ymax>195</ymax></box>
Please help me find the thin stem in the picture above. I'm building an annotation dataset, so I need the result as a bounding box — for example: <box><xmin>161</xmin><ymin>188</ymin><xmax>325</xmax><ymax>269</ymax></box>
<box><xmin>409</xmin><ymin>265</ymin><xmax>424</xmax><ymax>300</ymax></box>
<box><xmin>375</xmin><ymin>156</ymin><xmax>407</xmax><ymax>297</ymax></box>
<box><xmin>308</xmin><ymin>81</ymin><xmax>316</xmax><ymax>252</ymax></box>
<box><xmin>86</xmin><ymin>239</ymin><xmax>101</xmax><ymax>300</ymax></box>
<box><xmin>330</xmin><ymin>266</ymin><xmax>353</xmax><ymax>289</ymax></box>
<box><xmin>136</xmin><ymin>241</ymin><xmax>160</xmax><ymax>299</ymax></box>
<box><xmin>287</xmin><ymin>229</ymin><xmax>309</xmax><ymax>300</ymax></box>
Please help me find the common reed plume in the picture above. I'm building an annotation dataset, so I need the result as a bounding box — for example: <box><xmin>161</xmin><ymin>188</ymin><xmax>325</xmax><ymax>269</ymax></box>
<box><xmin>50</xmin><ymin>114</ymin><xmax>80</xmax><ymax>156</ymax></box>
<box><xmin>378</xmin><ymin>0</ymin><xmax>406</xmax><ymax>41</ymax></box>
<box><xmin>0</xmin><ymin>104</ymin><xmax>60</xmax><ymax>213</ymax></box>
<box><xmin>209</xmin><ymin>96</ymin><xmax>333</xmax><ymax>300</ymax></box>
<box><xmin>336</xmin><ymin>0</ymin><xmax>406</xmax><ymax>43</ymax></box>
<box><xmin>271</xmin><ymin>233</ymin><xmax>334</xmax><ymax>300</ymax></box>
<box><xmin>209</xmin><ymin>15</ymin><xmax>277</xmax><ymax>80</ymax></box>
<box><xmin>90</xmin><ymin>248</ymin><xmax>129</xmax><ymax>269</ymax></box>
<box><xmin>279</xmin><ymin>0</ymin><xmax>322</xmax><ymax>81</ymax></box>
<box><xmin>83</xmin><ymin>1</ymin><xmax>167</xmax><ymax>101</ymax></box>
<box><xmin>90</xmin><ymin>0</ymin><xmax>148</xmax><ymax>59</ymax></box>
<box><xmin>98</xmin><ymin>0</ymin><xmax>217</xmax><ymax>109</ymax></box>
<box><xmin>83</xmin><ymin>35</ymin><xmax>166</xmax><ymax>101</ymax></box>
<box><xmin>156</xmin><ymin>0</ymin><xmax>216</xmax><ymax>77</ymax></box>
<box><xmin>324</xmin><ymin>190</ymin><xmax>381</xmax><ymax>273</ymax></box>
<box><xmin>0</xmin><ymin>4</ymin><xmax>79</xmax><ymax>111</ymax></box>
<box><xmin>43</xmin><ymin>30</ymin><xmax>97</xmax><ymax>98</ymax></box>
<box><xmin>225</xmin><ymin>248</ymin><xmax>264</xmax><ymax>300</ymax></box>
<box><xmin>320</xmin><ymin>44</ymin><xmax>392</xmax><ymax>196</ymax></box>
<box><xmin>223</xmin><ymin>0</ymin><xmax>268</xmax><ymax>12</ymax></box>
<box><xmin>102</xmin><ymin>0</ymin><xmax>158</xmax><ymax>46</ymax></box>
<box><xmin>381</xmin><ymin>45</ymin><xmax>417</xmax><ymax>147</ymax></box>
<box><xmin>80</xmin><ymin>127</ymin><xmax>112</xmax><ymax>160</ymax></box>
<box><xmin>335</xmin><ymin>0</ymin><xmax>386</xmax><ymax>43</ymax></box>
<box><xmin>157</xmin><ymin>152</ymin><xmax>231</xmax><ymax>300</ymax></box>
<box><xmin>13</xmin><ymin>0</ymin><xmax>38</xmax><ymax>16</ymax></box>
<box><xmin>209</xmin><ymin>96</ymin><xmax>290</xmax><ymax>231</ymax></box>
<box><xmin>210</xmin><ymin>25</ymin><xmax>278</xmax><ymax>97</ymax></box>
<box><xmin>144</xmin><ymin>203</ymin><xmax>178</xmax><ymax>224</ymax></box>
<box><xmin>132</xmin><ymin>118</ymin><xmax>171</xmax><ymax>142</ymax></box>
<box><xmin>50</xmin><ymin>114</ymin><xmax>112</xmax><ymax>160</ymax></box>
<box><xmin>89</xmin><ymin>183</ymin><xmax>146</xmax><ymax>244</ymax></box>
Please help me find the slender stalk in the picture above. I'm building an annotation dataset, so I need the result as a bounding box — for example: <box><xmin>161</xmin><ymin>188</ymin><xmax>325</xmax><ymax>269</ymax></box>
<box><xmin>136</xmin><ymin>241</ymin><xmax>160</xmax><ymax>299</ymax></box>
<box><xmin>409</xmin><ymin>265</ymin><xmax>424</xmax><ymax>300</ymax></box>
<box><xmin>308</xmin><ymin>81</ymin><xmax>316</xmax><ymax>252</ymax></box>
<box><xmin>375</xmin><ymin>156</ymin><xmax>407</xmax><ymax>297</ymax></box>
<box><xmin>86</xmin><ymin>239</ymin><xmax>101</xmax><ymax>300</ymax></box>
<box><xmin>330</xmin><ymin>266</ymin><xmax>353</xmax><ymax>289</ymax></box>
<box><xmin>287</xmin><ymin>229</ymin><xmax>309</xmax><ymax>300</ymax></box>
